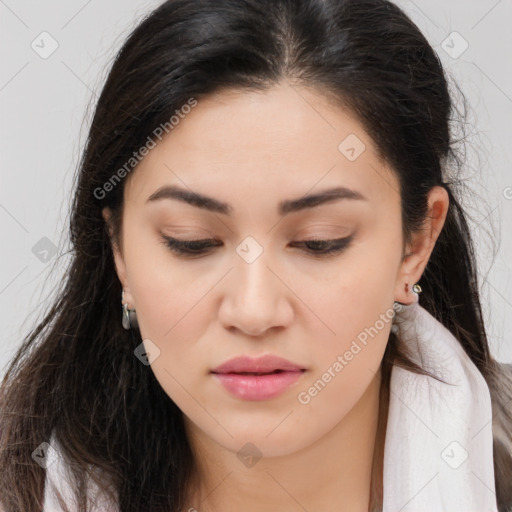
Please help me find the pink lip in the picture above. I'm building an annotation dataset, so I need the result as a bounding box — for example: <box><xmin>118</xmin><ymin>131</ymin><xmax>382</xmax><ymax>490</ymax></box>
<box><xmin>212</xmin><ymin>354</ymin><xmax>305</xmax><ymax>374</ymax></box>
<box><xmin>211</xmin><ymin>354</ymin><xmax>306</xmax><ymax>401</ymax></box>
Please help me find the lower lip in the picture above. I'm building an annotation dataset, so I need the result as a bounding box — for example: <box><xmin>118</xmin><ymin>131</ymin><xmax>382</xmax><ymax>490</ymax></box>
<box><xmin>212</xmin><ymin>370</ymin><xmax>305</xmax><ymax>401</ymax></box>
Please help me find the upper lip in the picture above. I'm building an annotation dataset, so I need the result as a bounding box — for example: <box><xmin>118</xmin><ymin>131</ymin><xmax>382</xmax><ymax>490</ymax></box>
<box><xmin>211</xmin><ymin>354</ymin><xmax>306</xmax><ymax>374</ymax></box>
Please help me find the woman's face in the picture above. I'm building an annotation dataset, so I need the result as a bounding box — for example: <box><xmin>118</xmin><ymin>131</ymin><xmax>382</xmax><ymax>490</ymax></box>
<box><xmin>104</xmin><ymin>82</ymin><xmax>415</xmax><ymax>457</ymax></box>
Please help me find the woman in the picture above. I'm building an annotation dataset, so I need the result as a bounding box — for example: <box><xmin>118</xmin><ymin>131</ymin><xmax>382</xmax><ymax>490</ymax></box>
<box><xmin>1</xmin><ymin>0</ymin><xmax>511</xmax><ymax>511</ymax></box>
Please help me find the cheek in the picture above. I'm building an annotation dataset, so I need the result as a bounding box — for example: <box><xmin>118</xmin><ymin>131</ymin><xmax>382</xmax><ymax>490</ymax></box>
<box><xmin>296</xmin><ymin>288</ymin><xmax>392</xmax><ymax>428</ymax></box>
<box><xmin>295</xmin><ymin>238</ymin><xmax>399</xmax><ymax>405</ymax></box>
<box><xmin>132</xmin><ymin>282</ymin><xmax>210</xmax><ymax>412</ymax></box>
<box><xmin>295</xmin><ymin>337</ymin><xmax>385</xmax><ymax>440</ymax></box>
<box><xmin>122</xmin><ymin>223</ymin><xmax>205</xmax><ymax>333</ymax></box>
<box><xmin>133</xmin><ymin>275</ymin><xmax>210</xmax><ymax>362</ymax></box>
<box><xmin>293</xmin><ymin>239</ymin><xmax>400</xmax><ymax>350</ymax></box>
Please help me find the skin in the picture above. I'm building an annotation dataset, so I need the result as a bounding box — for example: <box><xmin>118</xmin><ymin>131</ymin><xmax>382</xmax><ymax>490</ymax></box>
<box><xmin>103</xmin><ymin>81</ymin><xmax>449</xmax><ymax>512</ymax></box>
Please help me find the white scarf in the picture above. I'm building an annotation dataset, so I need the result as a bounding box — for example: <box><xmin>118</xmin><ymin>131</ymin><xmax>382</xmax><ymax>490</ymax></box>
<box><xmin>384</xmin><ymin>293</ymin><xmax>498</xmax><ymax>512</ymax></box>
<box><xmin>43</xmin><ymin>296</ymin><xmax>499</xmax><ymax>511</ymax></box>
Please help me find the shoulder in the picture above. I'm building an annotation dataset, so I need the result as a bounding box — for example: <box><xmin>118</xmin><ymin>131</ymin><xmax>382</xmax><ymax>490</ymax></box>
<box><xmin>43</xmin><ymin>436</ymin><xmax>75</xmax><ymax>510</ymax></box>
<box><xmin>494</xmin><ymin>361</ymin><xmax>512</xmax><ymax>386</ymax></box>
<box><xmin>489</xmin><ymin>361</ymin><xmax>512</xmax><ymax>409</ymax></box>
<box><xmin>500</xmin><ymin>362</ymin><xmax>512</xmax><ymax>375</ymax></box>
<box><xmin>491</xmin><ymin>362</ymin><xmax>512</xmax><ymax>512</ymax></box>
<box><xmin>44</xmin><ymin>432</ymin><xmax>118</xmax><ymax>512</ymax></box>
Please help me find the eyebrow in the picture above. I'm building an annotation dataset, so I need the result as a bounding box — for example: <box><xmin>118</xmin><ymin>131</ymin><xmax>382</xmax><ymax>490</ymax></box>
<box><xmin>146</xmin><ymin>185</ymin><xmax>367</xmax><ymax>216</ymax></box>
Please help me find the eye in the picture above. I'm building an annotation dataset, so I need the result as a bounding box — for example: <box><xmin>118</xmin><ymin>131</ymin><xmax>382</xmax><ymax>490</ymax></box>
<box><xmin>160</xmin><ymin>235</ymin><xmax>353</xmax><ymax>258</ymax></box>
<box><xmin>160</xmin><ymin>236</ymin><xmax>222</xmax><ymax>257</ymax></box>
<box><xmin>288</xmin><ymin>237</ymin><xmax>353</xmax><ymax>256</ymax></box>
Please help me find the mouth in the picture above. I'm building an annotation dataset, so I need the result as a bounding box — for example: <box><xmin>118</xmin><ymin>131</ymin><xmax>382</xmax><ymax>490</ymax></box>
<box><xmin>210</xmin><ymin>354</ymin><xmax>307</xmax><ymax>400</ymax></box>
<box><xmin>211</xmin><ymin>369</ymin><xmax>306</xmax><ymax>401</ymax></box>
<box><xmin>211</xmin><ymin>354</ymin><xmax>306</xmax><ymax>374</ymax></box>
<box><xmin>212</xmin><ymin>369</ymin><xmax>300</xmax><ymax>375</ymax></box>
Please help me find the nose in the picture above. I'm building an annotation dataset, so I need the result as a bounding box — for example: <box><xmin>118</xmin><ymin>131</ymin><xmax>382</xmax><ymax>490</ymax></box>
<box><xmin>218</xmin><ymin>253</ymin><xmax>293</xmax><ymax>337</ymax></box>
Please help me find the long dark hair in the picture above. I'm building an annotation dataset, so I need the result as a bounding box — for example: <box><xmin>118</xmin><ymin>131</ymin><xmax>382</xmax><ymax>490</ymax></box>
<box><xmin>1</xmin><ymin>0</ymin><xmax>511</xmax><ymax>510</ymax></box>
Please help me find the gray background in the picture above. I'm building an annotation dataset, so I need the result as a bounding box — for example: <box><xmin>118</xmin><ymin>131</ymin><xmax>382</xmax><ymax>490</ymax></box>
<box><xmin>1</xmin><ymin>0</ymin><xmax>511</xmax><ymax>381</ymax></box>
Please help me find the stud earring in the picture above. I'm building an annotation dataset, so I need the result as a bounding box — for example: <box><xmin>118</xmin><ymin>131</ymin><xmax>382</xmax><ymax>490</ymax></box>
<box><xmin>405</xmin><ymin>282</ymin><xmax>422</xmax><ymax>295</ymax></box>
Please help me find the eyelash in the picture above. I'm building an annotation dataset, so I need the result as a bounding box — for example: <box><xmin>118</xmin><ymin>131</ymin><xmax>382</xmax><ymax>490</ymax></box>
<box><xmin>160</xmin><ymin>236</ymin><xmax>353</xmax><ymax>258</ymax></box>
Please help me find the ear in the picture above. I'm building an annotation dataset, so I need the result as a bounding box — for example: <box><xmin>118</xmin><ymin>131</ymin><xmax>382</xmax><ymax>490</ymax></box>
<box><xmin>102</xmin><ymin>207</ymin><xmax>135</xmax><ymax>308</ymax></box>
<box><xmin>394</xmin><ymin>186</ymin><xmax>449</xmax><ymax>304</ymax></box>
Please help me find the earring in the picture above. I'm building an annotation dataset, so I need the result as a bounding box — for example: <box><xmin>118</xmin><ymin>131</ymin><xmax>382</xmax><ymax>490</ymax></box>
<box><xmin>412</xmin><ymin>283</ymin><xmax>422</xmax><ymax>294</ymax></box>
<box><xmin>405</xmin><ymin>282</ymin><xmax>422</xmax><ymax>295</ymax></box>
<box><xmin>392</xmin><ymin>282</ymin><xmax>422</xmax><ymax>331</ymax></box>
<box><xmin>121</xmin><ymin>290</ymin><xmax>138</xmax><ymax>330</ymax></box>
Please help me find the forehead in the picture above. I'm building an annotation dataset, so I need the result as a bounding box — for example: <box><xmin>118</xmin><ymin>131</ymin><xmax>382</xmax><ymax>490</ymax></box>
<box><xmin>124</xmin><ymin>82</ymin><xmax>399</xmax><ymax>211</ymax></box>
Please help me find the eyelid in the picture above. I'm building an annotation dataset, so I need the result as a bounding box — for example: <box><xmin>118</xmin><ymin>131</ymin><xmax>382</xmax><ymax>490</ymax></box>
<box><xmin>160</xmin><ymin>225</ymin><xmax>214</xmax><ymax>237</ymax></box>
<box><xmin>159</xmin><ymin>234</ymin><xmax>354</xmax><ymax>258</ymax></box>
